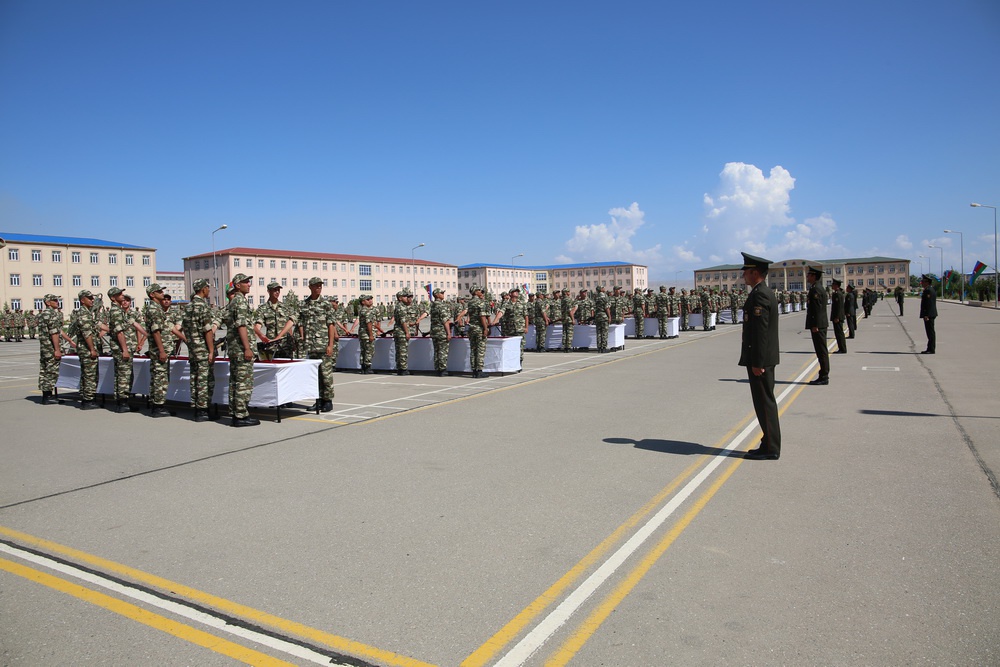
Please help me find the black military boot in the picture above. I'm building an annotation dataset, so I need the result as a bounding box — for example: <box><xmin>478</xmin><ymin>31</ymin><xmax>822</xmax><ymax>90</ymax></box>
<box><xmin>115</xmin><ymin>399</ymin><xmax>132</xmax><ymax>413</ymax></box>
<box><xmin>321</xmin><ymin>400</ymin><xmax>333</xmax><ymax>412</ymax></box>
<box><xmin>40</xmin><ymin>391</ymin><xmax>55</xmax><ymax>405</ymax></box>
<box><xmin>193</xmin><ymin>409</ymin><xmax>212</xmax><ymax>422</ymax></box>
<box><xmin>80</xmin><ymin>400</ymin><xmax>100</xmax><ymax>410</ymax></box>
<box><xmin>150</xmin><ymin>405</ymin><xmax>171</xmax><ymax>417</ymax></box>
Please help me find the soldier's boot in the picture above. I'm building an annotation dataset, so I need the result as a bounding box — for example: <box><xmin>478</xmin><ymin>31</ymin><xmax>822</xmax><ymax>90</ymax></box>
<box><xmin>80</xmin><ymin>400</ymin><xmax>100</xmax><ymax>410</ymax></box>
<box><xmin>193</xmin><ymin>409</ymin><xmax>212</xmax><ymax>422</ymax></box>
<box><xmin>308</xmin><ymin>399</ymin><xmax>322</xmax><ymax>411</ymax></box>
<box><xmin>397</xmin><ymin>369</ymin><xmax>410</xmax><ymax>376</ymax></box>
<box><xmin>321</xmin><ymin>400</ymin><xmax>333</xmax><ymax>413</ymax></box>
<box><xmin>40</xmin><ymin>391</ymin><xmax>56</xmax><ymax>405</ymax></box>
<box><xmin>150</xmin><ymin>405</ymin><xmax>171</xmax><ymax>418</ymax></box>
<box><xmin>437</xmin><ymin>370</ymin><xmax>449</xmax><ymax>377</ymax></box>
<box><xmin>232</xmin><ymin>416</ymin><xmax>261</xmax><ymax>427</ymax></box>
<box><xmin>115</xmin><ymin>399</ymin><xmax>132</xmax><ymax>413</ymax></box>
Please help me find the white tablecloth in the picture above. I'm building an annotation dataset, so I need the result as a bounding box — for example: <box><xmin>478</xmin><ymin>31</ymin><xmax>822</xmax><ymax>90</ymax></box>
<box><xmin>624</xmin><ymin>317</ymin><xmax>662</xmax><ymax>337</ymax></box>
<box><xmin>717</xmin><ymin>310</ymin><xmax>744</xmax><ymax>324</ymax></box>
<box><xmin>688</xmin><ymin>313</ymin><xmax>717</xmax><ymax>329</ymax></box>
<box><xmin>524</xmin><ymin>324</ymin><xmax>625</xmax><ymax>351</ymax></box>
<box><xmin>57</xmin><ymin>356</ymin><xmax>320</xmax><ymax>408</ymax></box>
<box><xmin>335</xmin><ymin>337</ymin><xmax>521</xmax><ymax>374</ymax></box>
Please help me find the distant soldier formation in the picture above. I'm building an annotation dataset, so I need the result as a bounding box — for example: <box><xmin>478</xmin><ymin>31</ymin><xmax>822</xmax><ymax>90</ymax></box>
<box><xmin>25</xmin><ymin>277</ymin><xmax>906</xmax><ymax>421</ymax></box>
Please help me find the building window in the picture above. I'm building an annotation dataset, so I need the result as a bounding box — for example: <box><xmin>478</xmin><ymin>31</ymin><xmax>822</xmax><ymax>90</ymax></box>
<box><xmin>247</xmin><ymin>295</ymin><xmax>254</xmax><ymax>306</ymax></box>
<box><xmin>91</xmin><ymin>276</ymin><xmax>100</xmax><ymax>287</ymax></box>
<box><xmin>292</xmin><ymin>278</ymin><xmax>298</xmax><ymax>287</ymax></box>
<box><xmin>31</xmin><ymin>249</ymin><xmax>42</xmax><ymax>262</ymax></box>
<box><xmin>233</xmin><ymin>258</ymin><xmax>240</xmax><ymax>267</ymax></box>
<box><xmin>280</xmin><ymin>260</ymin><xmax>287</xmax><ymax>269</ymax></box>
<box><xmin>143</xmin><ymin>276</ymin><xmax>151</xmax><ymax>287</ymax></box>
<box><xmin>258</xmin><ymin>259</ymin><xmax>265</xmax><ymax>269</ymax></box>
<box><xmin>109</xmin><ymin>276</ymin><xmax>118</xmax><ymax>287</ymax></box>
<box><xmin>108</xmin><ymin>253</ymin><xmax>117</xmax><ymax>265</ymax></box>
<box><xmin>281</xmin><ymin>278</ymin><xmax>287</xmax><ymax>287</ymax></box>
<box><xmin>51</xmin><ymin>250</ymin><xmax>62</xmax><ymax>263</ymax></box>
<box><xmin>11</xmin><ymin>299</ymin><xmax>20</xmax><ymax>310</ymax></box>
<box><xmin>71</xmin><ymin>251</ymin><xmax>80</xmax><ymax>263</ymax></box>
<box><xmin>350</xmin><ymin>279</ymin><xmax>356</xmax><ymax>288</ymax></box>
<box><xmin>292</xmin><ymin>261</ymin><xmax>297</xmax><ymax>270</ymax></box>
<box><xmin>90</xmin><ymin>252</ymin><xmax>99</xmax><ymax>264</ymax></box>
<box><xmin>72</xmin><ymin>275</ymin><xmax>82</xmax><ymax>286</ymax></box>
<box><xmin>258</xmin><ymin>277</ymin><xmax>264</xmax><ymax>286</ymax></box>
<box><xmin>34</xmin><ymin>298</ymin><xmax>44</xmax><ymax>310</ymax></box>
<box><xmin>31</xmin><ymin>273</ymin><xmax>44</xmax><ymax>286</ymax></box>
<box><xmin>360</xmin><ymin>279</ymin><xmax>372</xmax><ymax>291</ymax></box>
<box><xmin>8</xmin><ymin>248</ymin><xmax>18</xmax><ymax>261</ymax></box>
<box><xmin>270</xmin><ymin>260</ymin><xmax>276</xmax><ymax>269</ymax></box>
<box><xmin>126</xmin><ymin>276</ymin><xmax>134</xmax><ymax>287</ymax></box>
<box><xmin>314</xmin><ymin>262</ymin><xmax>320</xmax><ymax>271</ymax></box>
<box><xmin>10</xmin><ymin>273</ymin><xmax>20</xmax><ymax>286</ymax></box>
<box><xmin>126</xmin><ymin>254</ymin><xmax>134</xmax><ymax>265</ymax></box>
<box><xmin>360</xmin><ymin>264</ymin><xmax>372</xmax><ymax>276</ymax></box>
<box><xmin>142</xmin><ymin>255</ymin><xmax>150</xmax><ymax>266</ymax></box>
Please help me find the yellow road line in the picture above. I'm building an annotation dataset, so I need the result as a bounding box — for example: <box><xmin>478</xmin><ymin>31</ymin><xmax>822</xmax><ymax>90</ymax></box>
<box><xmin>461</xmin><ymin>415</ymin><xmax>753</xmax><ymax>667</ymax></box>
<box><xmin>0</xmin><ymin>556</ymin><xmax>297</xmax><ymax>667</ymax></box>
<box><xmin>545</xmin><ymin>371</ymin><xmax>813</xmax><ymax>664</ymax></box>
<box><xmin>0</xmin><ymin>526</ymin><xmax>435</xmax><ymax>667</ymax></box>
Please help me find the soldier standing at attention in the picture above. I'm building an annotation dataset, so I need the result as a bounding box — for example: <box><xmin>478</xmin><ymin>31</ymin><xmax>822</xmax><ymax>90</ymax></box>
<box><xmin>655</xmin><ymin>286</ymin><xmax>670</xmax><ymax>339</ymax></box>
<box><xmin>919</xmin><ymin>274</ymin><xmax>937</xmax><ymax>354</ymax></box>
<box><xmin>830</xmin><ymin>279</ymin><xmax>847</xmax><ymax>354</ymax></box>
<box><xmin>700</xmin><ymin>288</ymin><xmax>712</xmax><ymax>331</ymax></box>
<box><xmin>894</xmin><ymin>285</ymin><xmax>905</xmax><ymax>316</ymax></box>
<box><xmin>142</xmin><ymin>284</ymin><xmax>171</xmax><ymax>417</ymax></box>
<box><xmin>532</xmin><ymin>291</ymin><xmax>550</xmax><ymax>351</ymax></box>
<box><xmin>593</xmin><ymin>285</ymin><xmax>611</xmax><ymax>353</ymax></box>
<box><xmin>226</xmin><ymin>274</ymin><xmax>259</xmax><ymax>426</ymax></box>
<box><xmin>429</xmin><ymin>288</ymin><xmax>452</xmax><ymax>376</ymax></box>
<box><xmin>37</xmin><ymin>294</ymin><xmax>68</xmax><ymax>404</ymax></box>
<box><xmin>357</xmin><ymin>294</ymin><xmax>380</xmax><ymax>374</ymax></box>
<box><xmin>738</xmin><ymin>253</ymin><xmax>781</xmax><ymax>461</ymax></box>
<box><xmin>504</xmin><ymin>286</ymin><xmax>528</xmax><ymax>365</ymax></box>
<box><xmin>299</xmin><ymin>277</ymin><xmax>336</xmax><ymax>411</ymax></box>
<box><xmin>183</xmin><ymin>279</ymin><xmax>216</xmax><ymax>422</ymax></box>
<box><xmin>70</xmin><ymin>290</ymin><xmax>102</xmax><ymax>410</ymax></box>
<box><xmin>26</xmin><ymin>309</ymin><xmax>37</xmax><ymax>339</ymax></box>
<box><xmin>560</xmin><ymin>288</ymin><xmax>578</xmax><ymax>352</ymax></box>
<box><xmin>254</xmin><ymin>282</ymin><xmax>297</xmax><ymax>359</ymax></box>
<box><xmin>679</xmin><ymin>289</ymin><xmax>690</xmax><ymax>331</ymax></box>
<box><xmin>106</xmin><ymin>287</ymin><xmax>135</xmax><ymax>413</ymax></box>
<box><xmin>805</xmin><ymin>266</ymin><xmax>830</xmax><ymax>386</ymax></box>
<box><xmin>632</xmin><ymin>288</ymin><xmax>646</xmax><ymax>338</ymax></box>
<box><xmin>390</xmin><ymin>288</ymin><xmax>415</xmax><ymax>376</ymax></box>
<box><xmin>466</xmin><ymin>285</ymin><xmax>490</xmax><ymax>378</ymax></box>
<box><xmin>844</xmin><ymin>284</ymin><xmax>858</xmax><ymax>339</ymax></box>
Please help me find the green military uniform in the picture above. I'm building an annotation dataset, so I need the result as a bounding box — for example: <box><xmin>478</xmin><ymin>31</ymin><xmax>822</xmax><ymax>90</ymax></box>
<box><xmin>37</xmin><ymin>295</ymin><xmax>64</xmax><ymax>404</ymax></box>
<box><xmin>739</xmin><ymin>253</ymin><xmax>781</xmax><ymax>460</ymax></box>
<box><xmin>300</xmin><ymin>277</ymin><xmax>336</xmax><ymax>410</ymax></box>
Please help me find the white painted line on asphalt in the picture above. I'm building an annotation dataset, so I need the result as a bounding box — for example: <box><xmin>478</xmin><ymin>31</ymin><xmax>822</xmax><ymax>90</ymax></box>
<box><xmin>862</xmin><ymin>367</ymin><xmax>900</xmax><ymax>371</ymax></box>
<box><xmin>493</xmin><ymin>359</ymin><xmax>821</xmax><ymax>666</ymax></box>
<box><xmin>0</xmin><ymin>543</ymin><xmax>354</xmax><ymax>666</ymax></box>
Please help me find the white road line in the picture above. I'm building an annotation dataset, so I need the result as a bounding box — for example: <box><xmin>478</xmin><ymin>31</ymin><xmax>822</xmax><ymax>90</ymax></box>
<box><xmin>0</xmin><ymin>543</ymin><xmax>354</xmax><ymax>666</ymax></box>
<box><xmin>493</xmin><ymin>358</ymin><xmax>821</xmax><ymax>666</ymax></box>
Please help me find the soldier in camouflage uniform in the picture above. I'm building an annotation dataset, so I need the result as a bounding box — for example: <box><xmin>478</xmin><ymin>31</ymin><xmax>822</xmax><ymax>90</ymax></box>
<box><xmin>182</xmin><ymin>279</ymin><xmax>216</xmax><ymax>422</ymax></box>
<box><xmin>357</xmin><ymin>294</ymin><xmax>381</xmax><ymax>374</ymax></box>
<box><xmin>678</xmin><ymin>289</ymin><xmax>691</xmax><ymax>331</ymax></box>
<box><xmin>226</xmin><ymin>274</ymin><xmax>259</xmax><ymax>426</ymax></box>
<box><xmin>70</xmin><ymin>290</ymin><xmax>102</xmax><ymax>410</ymax></box>
<box><xmin>532</xmin><ymin>291</ymin><xmax>550</xmax><ymax>351</ymax></box>
<box><xmin>466</xmin><ymin>285</ymin><xmax>490</xmax><ymax>378</ymax></box>
<box><xmin>593</xmin><ymin>285</ymin><xmax>611</xmax><ymax>352</ymax></box>
<box><xmin>631</xmin><ymin>288</ymin><xmax>646</xmax><ymax>338</ymax></box>
<box><xmin>254</xmin><ymin>282</ymin><xmax>297</xmax><ymax>360</ymax></box>
<box><xmin>12</xmin><ymin>308</ymin><xmax>24</xmax><ymax>341</ymax></box>
<box><xmin>429</xmin><ymin>288</ymin><xmax>452</xmax><ymax>376</ymax></box>
<box><xmin>106</xmin><ymin>287</ymin><xmax>135</xmax><ymax>412</ymax></box>
<box><xmin>503</xmin><ymin>286</ymin><xmax>528</xmax><ymax>365</ymax></box>
<box><xmin>121</xmin><ymin>295</ymin><xmax>145</xmax><ymax>356</ymax></box>
<box><xmin>560</xmin><ymin>288</ymin><xmax>577</xmax><ymax>352</ymax></box>
<box><xmin>699</xmin><ymin>288</ymin><xmax>712</xmax><ymax>331</ymax></box>
<box><xmin>609</xmin><ymin>286</ymin><xmax>625</xmax><ymax>327</ymax></box>
<box><xmin>655</xmin><ymin>286</ymin><xmax>670</xmax><ymax>338</ymax></box>
<box><xmin>143</xmin><ymin>283</ymin><xmax>172</xmax><ymax>417</ymax></box>
<box><xmin>391</xmin><ymin>288</ymin><xmax>415</xmax><ymax>376</ymax></box>
<box><xmin>26</xmin><ymin>309</ymin><xmax>37</xmax><ymax>339</ymax></box>
<box><xmin>299</xmin><ymin>277</ymin><xmax>336</xmax><ymax>411</ymax></box>
<box><xmin>37</xmin><ymin>294</ymin><xmax>66</xmax><ymax>404</ymax></box>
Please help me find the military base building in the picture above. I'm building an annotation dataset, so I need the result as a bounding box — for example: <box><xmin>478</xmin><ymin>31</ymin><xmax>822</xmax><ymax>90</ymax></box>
<box><xmin>457</xmin><ymin>261</ymin><xmax>649</xmax><ymax>297</ymax></box>
<box><xmin>1</xmin><ymin>232</ymin><xmax>157</xmax><ymax>311</ymax></box>
<box><xmin>694</xmin><ymin>256</ymin><xmax>912</xmax><ymax>293</ymax></box>
<box><xmin>155</xmin><ymin>270</ymin><xmax>186</xmax><ymax>302</ymax></box>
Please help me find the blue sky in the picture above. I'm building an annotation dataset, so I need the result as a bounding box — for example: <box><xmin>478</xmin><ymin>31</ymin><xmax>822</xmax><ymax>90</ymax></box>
<box><xmin>1</xmin><ymin>1</ymin><xmax>998</xmax><ymax>280</ymax></box>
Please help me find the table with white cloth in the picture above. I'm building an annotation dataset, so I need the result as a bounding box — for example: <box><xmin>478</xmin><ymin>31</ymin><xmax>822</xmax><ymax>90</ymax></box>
<box><xmin>623</xmin><ymin>316</ymin><xmax>663</xmax><ymax>338</ymax></box>
<box><xmin>688</xmin><ymin>313</ymin><xmax>717</xmax><ymax>329</ymax></box>
<box><xmin>717</xmin><ymin>310</ymin><xmax>744</xmax><ymax>325</ymax></box>
<box><xmin>56</xmin><ymin>356</ymin><xmax>320</xmax><ymax>421</ymax></box>
<box><xmin>335</xmin><ymin>337</ymin><xmax>521</xmax><ymax>374</ymax></box>
<box><xmin>524</xmin><ymin>324</ymin><xmax>625</xmax><ymax>351</ymax></box>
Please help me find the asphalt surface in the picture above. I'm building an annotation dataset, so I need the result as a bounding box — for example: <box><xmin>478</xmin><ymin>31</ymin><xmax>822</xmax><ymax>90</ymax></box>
<box><xmin>1</xmin><ymin>297</ymin><xmax>998</xmax><ymax>666</ymax></box>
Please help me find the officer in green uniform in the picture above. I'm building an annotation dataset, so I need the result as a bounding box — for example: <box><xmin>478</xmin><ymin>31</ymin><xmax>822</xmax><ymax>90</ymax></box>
<box><xmin>739</xmin><ymin>253</ymin><xmax>781</xmax><ymax>461</ymax></box>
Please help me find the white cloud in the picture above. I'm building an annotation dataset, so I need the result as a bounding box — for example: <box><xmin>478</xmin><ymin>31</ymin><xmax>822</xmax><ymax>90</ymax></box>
<box><xmin>895</xmin><ymin>235</ymin><xmax>913</xmax><ymax>251</ymax></box>
<box><xmin>768</xmin><ymin>214</ymin><xmax>848</xmax><ymax>258</ymax></box>
<box><xmin>561</xmin><ymin>202</ymin><xmax>663</xmax><ymax>265</ymax></box>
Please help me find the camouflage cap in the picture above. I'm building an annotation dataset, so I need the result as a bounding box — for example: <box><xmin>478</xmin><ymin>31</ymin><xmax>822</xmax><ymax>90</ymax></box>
<box><xmin>359</xmin><ymin>293</ymin><xmax>373</xmax><ymax>301</ymax></box>
<box><xmin>107</xmin><ymin>286</ymin><xmax>124</xmax><ymax>298</ymax></box>
<box><xmin>398</xmin><ymin>287</ymin><xmax>413</xmax><ymax>297</ymax></box>
<box><xmin>43</xmin><ymin>293</ymin><xmax>60</xmax><ymax>302</ymax></box>
<box><xmin>509</xmin><ymin>286</ymin><xmax>521</xmax><ymax>294</ymax></box>
<box><xmin>308</xmin><ymin>276</ymin><xmax>323</xmax><ymax>286</ymax></box>
<box><xmin>232</xmin><ymin>273</ymin><xmax>252</xmax><ymax>284</ymax></box>
<box><xmin>78</xmin><ymin>289</ymin><xmax>94</xmax><ymax>300</ymax></box>
<box><xmin>432</xmin><ymin>287</ymin><xmax>445</xmax><ymax>295</ymax></box>
<box><xmin>470</xmin><ymin>285</ymin><xmax>483</xmax><ymax>294</ymax></box>
<box><xmin>145</xmin><ymin>283</ymin><xmax>163</xmax><ymax>295</ymax></box>
<box><xmin>267</xmin><ymin>281</ymin><xmax>281</xmax><ymax>290</ymax></box>
<box><xmin>192</xmin><ymin>278</ymin><xmax>210</xmax><ymax>291</ymax></box>
<box><xmin>659</xmin><ymin>285</ymin><xmax>667</xmax><ymax>291</ymax></box>
<box><xmin>329</xmin><ymin>294</ymin><xmax>339</xmax><ymax>302</ymax></box>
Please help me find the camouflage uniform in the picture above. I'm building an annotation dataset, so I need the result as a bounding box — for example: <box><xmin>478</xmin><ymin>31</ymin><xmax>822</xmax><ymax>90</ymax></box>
<box><xmin>37</xmin><ymin>297</ymin><xmax>64</xmax><ymax>401</ymax></box>
<box><xmin>679</xmin><ymin>289</ymin><xmax>691</xmax><ymax>331</ymax></box>
<box><xmin>655</xmin><ymin>287</ymin><xmax>671</xmax><ymax>338</ymax></box>
<box><xmin>700</xmin><ymin>289</ymin><xmax>712</xmax><ymax>331</ymax></box>
<box><xmin>560</xmin><ymin>291</ymin><xmax>577</xmax><ymax>352</ymax></box>
<box><xmin>107</xmin><ymin>295</ymin><xmax>133</xmax><ymax>403</ymax></box>
<box><xmin>182</xmin><ymin>291</ymin><xmax>216</xmax><ymax>414</ymax></box>
<box><xmin>26</xmin><ymin>310</ymin><xmax>37</xmax><ymax>339</ymax></box>
<box><xmin>631</xmin><ymin>289</ymin><xmax>646</xmax><ymax>338</ymax></box>
<box><xmin>429</xmin><ymin>289</ymin><xmax>452</xmax><ymax>374</ymax></box>
<box><xmin>466</xmin><ymin>287</ymin><xmax>489</xmax><ymax>376</ymax></box>
<box><xmin>143</xmin><ymin>292</ymin><xmax>170</xmax><ymax>412</ymax></box>
<box><xmin>254</xmin><ymin>297</ymin><xmax>298</xmax><ymax>359</ymax></box>
<box><xmin>358</xmin><ymin>299</ymin><xmax>378</xmax><ymax>372</ymax></box>
<box><xmin>532</xmin><ymin>293</ymin><xmax>549</xmax><ymax>351</ymax></box>
<box><xmin>300</xmin><ymin>289</ymin><xmax>336</xmax><ymax>403</ymax></box>
<box><xmin>69</xmin><ymin>295</ymin><xmax>101</xmax><ymax>405</ymax></box>
<box><xmin>226</xmin><ymin>288</ymin><xmax>255</xmax><ymax>419</ymax></box>
<box><xmin>503</xmin><ymin>289</ymin><xmax>527</xmax><ymax>364</ymax></box>
<box><xmin>593</xmin><ymin>287</ymin><xmax>610</xmax><ymax>352</ymax></box>
<box><xmin>391</xmin><ymin>291</ymin><xmax>415</xmax><ymax>374</ymax></box>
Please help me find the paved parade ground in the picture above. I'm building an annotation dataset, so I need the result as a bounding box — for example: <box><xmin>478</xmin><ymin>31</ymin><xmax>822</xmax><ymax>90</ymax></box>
<box><xmin>1</xmin><ymin>298</ymin><xmax>998</xmax><ymax>666</ymax></box>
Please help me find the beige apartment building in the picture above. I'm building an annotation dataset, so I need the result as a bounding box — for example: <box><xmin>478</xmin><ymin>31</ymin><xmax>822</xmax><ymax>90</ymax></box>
<box><xmin>1</xmin><ymin>232</ymin><xmax>156</xmax><ymax>311</ymax></box>
<box><xmin>155</xmin><ymin>270</ymin><xmax>186</xmax><ymax>302</ymax></box>
<box><xmin>183</xmin><ymin>247</ymin><xmax>459</xmax><ymax>306</ymax></box>
<box><xmin>693</xmin><ymin>256</ymin><xmax>912</xmax><ymax>292</ymax></box>
<box><xmin>457</xmin><ymin>261</ymin><xmax>649</xmax><ymax>296</ymax></box>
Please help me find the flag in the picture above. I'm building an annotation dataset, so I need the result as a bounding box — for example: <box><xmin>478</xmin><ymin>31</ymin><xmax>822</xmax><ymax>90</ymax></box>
<box><xmin>942</xmin><ymin>269</ymin><xmax>952</xmax><ymax>283</ymax></box>
<box><xmin>425</xmin><ymin>283</ymin><xmax>433</xmax><ymax>299</ymax></box>
<box><xmin>971</xmin><ymin>261</ymin><xmax>987</xmax><ymax>284</ymax></box>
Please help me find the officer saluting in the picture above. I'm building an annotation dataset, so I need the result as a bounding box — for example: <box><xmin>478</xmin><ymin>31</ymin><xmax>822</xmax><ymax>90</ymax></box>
<box><xmin>738</xmin><ymin>253</ymin><xmax>781</xmax><ymax>461</ymax></box>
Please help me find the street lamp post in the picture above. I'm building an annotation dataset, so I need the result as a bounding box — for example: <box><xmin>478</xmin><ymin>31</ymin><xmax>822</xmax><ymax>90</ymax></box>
<box><xmin>970</xmin><ymin>203</ymin><xmax>998</xmax><ymax>308</ymax></box>
<box><xmin>211</xmin><ymin>224</ymin><xmax>228</xmax><ymax>307</ymax></box>
<box><xmin>411</xmin><ymin>243</ymin><xmax>424</xmax><ymax>295</ymax></box>
<box><xmin>511</xmin><ymin>253</ymin><xmax>524</xmax><ymax>290</ymax></box>
<box><xmin>917</xmin><ymin>255</ymin><xmax>927</xmax><ymax>276</ymax></box>
<box><xmin>943</xmin><ymin>229</ymin><xmax>964</xmax><ymax>302</ymax></box>
<box><xmin>928</xmin><ymin>245</ymin><xmax>944</xmax><ymax>296</ymax></box>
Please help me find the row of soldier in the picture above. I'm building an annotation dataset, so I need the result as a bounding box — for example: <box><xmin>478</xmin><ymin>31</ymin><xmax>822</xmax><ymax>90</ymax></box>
<box><xmin>1</xmin><ymin>307</ymin><xmax>39</xmax><ymax>341</ymax></box>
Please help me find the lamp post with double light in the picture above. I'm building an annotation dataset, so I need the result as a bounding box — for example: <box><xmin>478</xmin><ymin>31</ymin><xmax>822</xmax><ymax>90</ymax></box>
<box><xmin>943</xmin><ymin>229</ymin><xmax>964</xmax><ymax>302</ymax></box>
<box><xmin>411</xmin><ymin>243</ymin><xmax>424</xmax><ymax>295</ymax></box>
<box><xmin>211</xmin><ymin>224</ymin><xmax>228</xmax><ymax>307</ymax></box>
<box><xmin>970</xmin><ymin>203</ymin><xmax>998</xmax><ymax>308</ymax></box>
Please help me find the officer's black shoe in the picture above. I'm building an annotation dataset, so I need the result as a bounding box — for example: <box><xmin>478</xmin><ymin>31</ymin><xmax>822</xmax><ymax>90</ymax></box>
<box><xmin>808</xmin><ymin>378</ymin><xmax>829</xmax><ymax>386</ymax></box>
<box><xmin>115</xmin><ymin>400</ymin><xmax>132</xmax><ymax>413</ymax></box>
<box><xmin>321</xmin><ymin>400</ymin><xmax>333</xmax><ymax>412</ymax></box>
<box><xmin>40</xmin><ymin>391</ymin><xmax>56</xmax><ymax>405</ymax></box>
<box><xmin>745</xmin><ymin>449</ymin><xmax>779</xmax><ymax>461</ymax></box>
<box><xmin>80</xmin><ymin>400</ymin><xmax>100</xmax><ymax>410</ymax></box>
<box><xmin>308</xmin><ymin>400</ymin><xmax>322</xmax><ymax>411</ymax></box>
<box><xmin>231</xmin><ymin>416</ymin><xmax>261</xmax><ymax>427</ymax></box>
<box><xmin>193</xmin><ymin>409</ymin><xmax>212</xmax><ymax>422</ymax></box>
